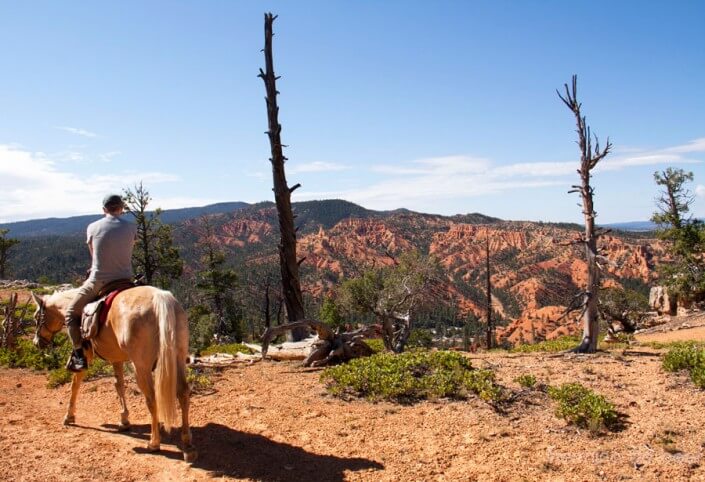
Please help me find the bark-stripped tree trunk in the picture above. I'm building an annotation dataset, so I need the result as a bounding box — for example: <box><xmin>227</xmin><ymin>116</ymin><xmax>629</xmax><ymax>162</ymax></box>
<box><xmin>259</xmin><ymin>13</ymin><xmax>306</xmax><ymax>340</ymax></box>
<box><xmin>1</xmin><ymin>293</ymin><xmax>28</xmax><ymax>349</ymax></box>
<box><xmin>485</xmin><ymin>233</ymin><xmax>493</xmax><ymax>349</ymax></box>
<box><xmin>557</xmin><ymin>75</ymin><xmax>612</xmax><ymax>353</ymax></box>
<box><xmin>261</xmin><ymin>320</ymin><xmax>378</xmax><ymax>367</ymax></box>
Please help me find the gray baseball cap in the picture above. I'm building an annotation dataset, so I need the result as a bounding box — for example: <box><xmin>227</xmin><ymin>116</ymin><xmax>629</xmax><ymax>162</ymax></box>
<box><xmin>102</xmin><ymin>194</ymin><xmax>125</xmax><ymax>209</ymax></box>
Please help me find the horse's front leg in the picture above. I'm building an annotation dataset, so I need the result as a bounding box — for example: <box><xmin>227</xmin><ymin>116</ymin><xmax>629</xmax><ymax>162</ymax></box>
<box><xmin>64</xmin><ymin>370</ymin><xmax>86</xmax><ymax>425</ymax></box>
<box><xmin>112</xmin><ymin>362</ymin><xmax>130</xmax><ymax>431</ymax></box>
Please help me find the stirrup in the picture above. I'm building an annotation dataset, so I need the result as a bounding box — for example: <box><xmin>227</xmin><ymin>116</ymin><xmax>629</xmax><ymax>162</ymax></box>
<box><xmin>66</xmin><ymin>349</ymin><xmax>88</xmax><ymax>373</ymax></box>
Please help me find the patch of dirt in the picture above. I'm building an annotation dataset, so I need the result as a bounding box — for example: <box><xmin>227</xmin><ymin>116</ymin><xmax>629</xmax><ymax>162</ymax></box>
<box><xmin>2</xmin><ymin>347</ymin><xmax>705</xmax><ymax>481</ymax></box>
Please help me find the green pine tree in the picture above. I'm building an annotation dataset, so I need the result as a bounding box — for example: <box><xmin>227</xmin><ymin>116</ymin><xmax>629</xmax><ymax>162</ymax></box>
<box><xmin>651</xmin><ymin>168</ymin><xmax>705</xmax><ymax>302</ymax></box>
<box><xmin>0</xmin><ymin>229</ymin><xmax>20</xmax><ymax>279</ymax></box>
<box><xmin>123</xmin><ymin>182</ymin><xmax>183</xmax><ymax>288</ymax></box>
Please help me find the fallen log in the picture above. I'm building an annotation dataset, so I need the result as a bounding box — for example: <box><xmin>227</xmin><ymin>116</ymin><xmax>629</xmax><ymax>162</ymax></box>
<box><xmin>261</xmin><ymin>319</ymin><xmax>381</xmax><ymax>367</ymax></box>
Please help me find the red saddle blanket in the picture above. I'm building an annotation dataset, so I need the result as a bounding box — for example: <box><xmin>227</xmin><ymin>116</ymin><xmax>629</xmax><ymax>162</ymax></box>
<box><xmin>81</xmin><ymin>286</ymin><xmax>132</xmax><ymax>340</ymax></box>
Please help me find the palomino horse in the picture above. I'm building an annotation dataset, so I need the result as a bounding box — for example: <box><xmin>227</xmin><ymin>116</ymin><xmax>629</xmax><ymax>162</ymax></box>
<box><xmin>31</xmin><ymin>286</ymin><xmax>197</xmax><ymax>462</ymax></box>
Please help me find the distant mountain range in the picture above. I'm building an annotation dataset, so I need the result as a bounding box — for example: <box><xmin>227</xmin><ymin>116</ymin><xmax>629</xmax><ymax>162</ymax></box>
<box><xmin>1</xmin><ymin>200</ymin><xmax>657</xmax><ymax>237</ymax></box>
<box><xmin>602</xmin><ymin>220</ymin><xmax>658</xmax><ymax>232</ymax></box>
<box><xmin>0</xmin><ymin>202</ymin><xmax>249</xmax><ymax>238</ymax></box>
<box><xmin>4</xmin><ymin>198</ymin><xmax>664</xmax><ymax>344</ymax></box>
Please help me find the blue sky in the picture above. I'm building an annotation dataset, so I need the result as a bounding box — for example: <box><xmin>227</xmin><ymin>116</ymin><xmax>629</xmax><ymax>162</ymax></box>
<box><xmin>1</xmin><ymin>1</ymin><xmax>703</xmax><ymax>223</ymax></box>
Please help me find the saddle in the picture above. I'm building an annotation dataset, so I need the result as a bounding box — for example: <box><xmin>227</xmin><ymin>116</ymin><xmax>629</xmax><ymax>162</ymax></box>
<box><xmin>81</xmin><ymin>279</ymin><xmax>138</xmax><ymax>340</ymax></box>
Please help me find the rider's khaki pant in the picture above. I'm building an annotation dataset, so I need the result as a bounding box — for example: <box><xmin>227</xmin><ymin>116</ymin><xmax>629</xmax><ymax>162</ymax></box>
<box><xmin>65</xmin><ymin>279</ymin><xmax>106</xmax><ymax>349</ymax></box>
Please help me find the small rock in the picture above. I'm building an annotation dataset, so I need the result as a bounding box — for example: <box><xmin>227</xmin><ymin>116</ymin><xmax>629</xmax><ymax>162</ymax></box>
<box><xmin>16</xmin><ymin>383</ymin><xmax>21</xmax><ymax>388</ymax></box>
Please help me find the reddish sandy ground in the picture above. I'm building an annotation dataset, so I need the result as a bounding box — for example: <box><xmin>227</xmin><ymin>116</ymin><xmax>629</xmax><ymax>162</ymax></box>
<box><xmin>2</xmin><ymin>346</ymin><xmax>705</xmax><ymax>482</ymax></box>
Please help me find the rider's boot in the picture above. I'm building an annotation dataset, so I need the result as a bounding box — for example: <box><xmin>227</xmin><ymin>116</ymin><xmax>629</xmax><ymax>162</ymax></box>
<box><xmin>66</xmin><ymin>318</ymin><xmax>88</xmax><ymax>372</ymax></box>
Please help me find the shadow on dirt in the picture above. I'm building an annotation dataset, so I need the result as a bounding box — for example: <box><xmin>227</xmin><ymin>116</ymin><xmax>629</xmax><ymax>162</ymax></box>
<box><xmin>101</xmin><ymin>422</ymin><xmax>384</xmax><ymax>481</ymax></box>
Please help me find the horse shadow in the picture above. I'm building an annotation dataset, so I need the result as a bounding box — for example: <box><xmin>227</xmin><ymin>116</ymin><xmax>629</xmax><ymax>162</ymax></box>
<box><xmin>100</xmin><ymin>422</ymin><xmax>384</xmax><ymax>481</ymax></box>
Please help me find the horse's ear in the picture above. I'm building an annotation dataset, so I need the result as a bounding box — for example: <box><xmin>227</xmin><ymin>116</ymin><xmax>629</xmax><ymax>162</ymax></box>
<box><xmin>30</xmin><ymin>292</ymin><xmax>45</xmax><ymax>309</ymax></box>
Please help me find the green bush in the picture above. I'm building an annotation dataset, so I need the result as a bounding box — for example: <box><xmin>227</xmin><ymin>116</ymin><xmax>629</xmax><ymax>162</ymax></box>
<box><xmin>407</xmin><ymin>329</ymin><xmax>434</xmax><ymax>349</ymax></box>
<box><xmin>47</xmin><ymin>358</ymin><xmax>114</xmax><ymax>388</ymax></box>
<box><xmin>661</xmin><ymin>342</ymin><xmax>705</xmax><ymax>372</ymax></box>
<box><xmin>690</xmin><ymin>364</ymin><xmax>705</xmax><ymax>389</ymax></box>
<box><xmin>321</xmin><ymin>349</ymin><xmax>505</xmax><ymax>403</ymax></box>
<box><xmin>363</xmin><ymin>338</ymin><xmax>385</xmax><ymax>353</ymax></box>
<box><xmin>0</xmin><ymin>335</ymin><xmax>71</xmax><ymax>370</ymax></box>
<box><xmin>512</xmin><ymin>336</ymin><xmax>582</xmax><ymax>353</ymax></box>
<box><xmin>0</xmin><ymin>333</ymin><xmax>114</xmax><ymax>388</ymax></box>
<box><xmin>514</xmin><ymin>373</ymin><xmax>537</xmax><ymax>389</ymax></box>
<box><xmin>548</xmin><ymin>383</ymin><xmax>619</xmax><ymax>433</ymax></box>
<box><xmin>661</xmin><ymin>342</ymin><xmax>705</xmax><ymax>389</ymax></box>
<box><xmin>186</xmin><ymin>366</ymin><xmax>214</xmax><ymax>392</ymax></box>
<box><xmin>200</xmin><ymin>342</ymin><xmax>254</xmax><ymax>357</ymax></box>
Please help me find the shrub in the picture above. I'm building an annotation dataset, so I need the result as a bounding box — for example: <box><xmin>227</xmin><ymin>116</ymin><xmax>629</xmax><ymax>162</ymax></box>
<box><xmin>661</xmin><ymin>342</ymin><xmax>705</xmax><ymax>372</ymax></box>
<box><xmin>0</xmin><ymin>333</ymin><xmax>114</xmax><ymax>388</ymax></box>
<box><xmin>0</xmin><ymin>335</ymin><xmax>71</xmax><ymax>370</ymax></box>
<box><xmin>363</xmin><ymin>338</ymin><xmax>385</xmax><ymax>353</ymax></box>
<box><xmin>514</xmin><ymin>373</ymin><xmax>537</xmax><ymax>389</ymax></box>
<box><xmin>321</xmin><ymin>349</ymin><xmax>505</xmax><ymax>403</ymax></box>
<box><xmin>407</xmin><ymin>329</ymin><xmax>434</xmax><ymax>349</ymax></box>
<box><xmin>512</xmin><ymin>336</ymin><xmax>582</xmax><ymax>353</ymax></box>
<box><xmin>200</xmin><ymin>343</ymin><xmax>253</xmax><ymax>357</ymax></box>
<box><xmin>186</xmin><ymin>366</ymin><xmax>214</xmax><ymax>392</ymax></box>
<box><xmin>548</xmin><ymin>383</ymin><xmax>618</xmax><ymax>433</ymax></box>
<box><xmin>661</xmin><ymin>342</ymin><xmax>705</xmax><ymax>389</ymax></box>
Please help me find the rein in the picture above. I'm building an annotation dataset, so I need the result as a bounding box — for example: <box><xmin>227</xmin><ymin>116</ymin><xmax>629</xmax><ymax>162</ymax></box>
<box><xmin>35</xmin><ymin>304</ymin><xmax>61</xmax><ymax>347</ymax></box>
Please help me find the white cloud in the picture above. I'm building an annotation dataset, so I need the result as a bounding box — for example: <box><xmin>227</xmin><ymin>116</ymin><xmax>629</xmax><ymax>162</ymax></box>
<box><xmin>55</xmin><ymin>126</ymin><xmax>99</xmax><ymax>138</ymax></box>
<box><xmin>301</xmin><ymin>137</ymin><xmax>705</xmax><ymax>212</ymax></box>
<box><xmin>0</xmin><ymin>144</ymin><xmax>179</xmax><ymax>222</ymax></box>
<box><xmin>697</xmin><ymin>185</ymin><xmax>705</xmax><ymax>198</ymax></box>
<box><xmin>288</xmin><ymin>161</ymin><xmax>349</xmax><ymax>174</ymax></box>
<box><xmin>98</xmin><ymin>151</ymin><xmax>121</xmax><ymax>163</ymax></box>
<box><xmin>600</xmin><ymin>138</ymin><xmax>705</xmax><ymax>171</ymax></box>
<box><xmin>663</xmin><ymin>138</ymin><xmax>705</xmax><ymax>154</ymax></box>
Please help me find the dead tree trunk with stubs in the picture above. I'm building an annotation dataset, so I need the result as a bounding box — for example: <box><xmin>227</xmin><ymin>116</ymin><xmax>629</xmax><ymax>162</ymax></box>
<box><xmin>557</xmin><ymin>75</ymin><xmax>612</xmax><ymax>353</ymax></box>
<box><xmin>261</xmin><ymin>320</ymin><xmax>379</xmax><ymax>367</ymax></box>
<box><xmin>485</xmin><ymin>233</ymin><xmax>493</xmax><ymax>349</ymax></box>
<box><xmin>259</xmin><ymin>13</ymin><xmax>307</xmax><ymax>341</ymax></box>
<box><xmin>1</xmin><ymin>293</ymin><xmax>28</xmax><ymax>349</ymax></box>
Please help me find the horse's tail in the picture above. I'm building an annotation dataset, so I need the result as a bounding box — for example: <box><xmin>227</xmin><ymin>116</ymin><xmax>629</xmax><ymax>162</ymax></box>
<box><xmin>153</xmin><ymin>289</ymin><xmax>179</xmax><ymax>429</ymax></box>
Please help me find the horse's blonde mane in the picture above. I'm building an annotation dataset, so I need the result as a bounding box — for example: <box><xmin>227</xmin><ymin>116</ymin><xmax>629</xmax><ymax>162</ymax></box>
<box><xmin>47</xmin><ymin>288</ymin><xmax>80</xmax><ymax>310</ymax></box>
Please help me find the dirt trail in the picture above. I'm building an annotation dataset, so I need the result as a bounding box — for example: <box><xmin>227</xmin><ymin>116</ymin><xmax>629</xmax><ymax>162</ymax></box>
<box><xmin>2</xmin><ymin>350</ymin><xmax>705</xmax><ymax>481</ymax></box>
<box><xmin>636</xmin><ymin>326</ymin><xmax>705</xmax><ymax>344</ymax></box>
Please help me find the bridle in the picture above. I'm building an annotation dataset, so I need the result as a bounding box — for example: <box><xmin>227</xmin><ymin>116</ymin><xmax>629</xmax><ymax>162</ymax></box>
<box><xmin>34</xmin><ymin>303</ymin><xmax>61</xmax><ymax>348</ymax></box>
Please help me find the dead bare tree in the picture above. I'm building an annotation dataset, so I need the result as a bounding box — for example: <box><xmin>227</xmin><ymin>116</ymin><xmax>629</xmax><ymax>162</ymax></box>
<box><xmin>1</xmin><ymin>293</ymin><xmax>29</xmax><ymax>349</ymax></box>
<box><xmin>259</xmin><ymin>13</ymin><xmax>306</xmax><ymax>340</ymax></box>
<box><xmin>557</xmin><ymin>75</ymin><xmax>612</xmax><ymax>353</ymax></box>
<box><xmin>485</xmin><ymin>233</ymin><xmax>493</xmax><ymax>349</ymax></box>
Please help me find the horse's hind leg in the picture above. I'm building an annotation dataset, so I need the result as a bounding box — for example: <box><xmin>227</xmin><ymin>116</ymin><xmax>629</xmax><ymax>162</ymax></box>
<box><xmin>134</xmin><ymin>364</ymin><xmax>160</xmax><ymax>451</ymax></box>
<box><xmin>112</xmin><ymin>362</ymin><xmax>130</xmax><ymax>431</ymax></box>
<box><xmin>177</xmin><ymin>360</ymin><xmax>197</xmax><ymax>462</ymax></box>
<box><xmin>64</xmin><ymin>370</ymin><xmax>86</xmax><ymax>425</ymax></box>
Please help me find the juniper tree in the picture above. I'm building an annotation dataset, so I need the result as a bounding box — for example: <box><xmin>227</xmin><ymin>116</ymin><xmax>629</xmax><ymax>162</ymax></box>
<box><xmin>338</xmin><ymin>252</ymin><xmax>441</xmax><ymax>353</ymax></box>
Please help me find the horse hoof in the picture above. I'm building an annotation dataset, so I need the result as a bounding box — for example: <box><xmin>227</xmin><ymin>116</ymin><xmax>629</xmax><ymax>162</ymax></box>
<box><xmin>183</xmin><ymin>448</ymin><xmax>198</xmax><ymax>463</ymax></box>
<box><xmin>117</xmin><ymin>423</ymin><xmax>130</xmax><ymax>432</ymax></box>
<box><xmin>63</xmin><ymin>416</ymin><xmax>75</xmax><ymax>426</ymax></box>
<box><xmin>146</xmin><ymin>443</ymin><xmax>160</xmax><ymax>452</ymax></box>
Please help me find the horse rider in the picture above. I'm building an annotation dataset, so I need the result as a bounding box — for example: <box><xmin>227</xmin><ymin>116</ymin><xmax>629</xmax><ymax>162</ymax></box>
<box><xmin>64</xmin><ymin>194</ymin><xmax>137</xmax><ymax>372</ymax></box>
